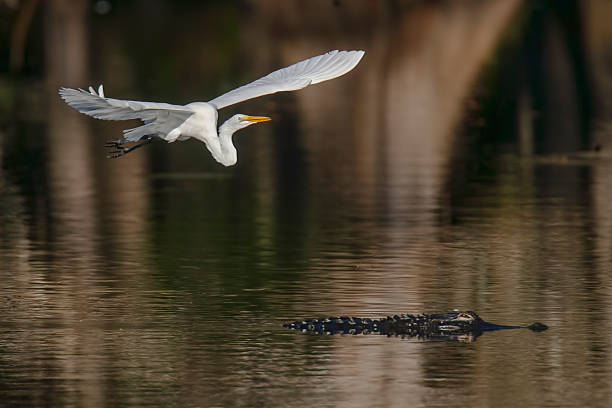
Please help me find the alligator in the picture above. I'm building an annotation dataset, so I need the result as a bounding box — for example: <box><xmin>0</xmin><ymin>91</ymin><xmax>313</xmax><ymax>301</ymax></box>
<box><xmin>284</xmin><ymin>311</ymin><xmax>548</xmax><ymax>342</ymax></box>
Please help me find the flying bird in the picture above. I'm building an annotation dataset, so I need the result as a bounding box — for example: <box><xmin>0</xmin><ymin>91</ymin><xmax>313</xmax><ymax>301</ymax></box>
<box><xmin>59</xmin><ymin>50</ymin><xmax>365</xmax><ymax>166</ymax></box>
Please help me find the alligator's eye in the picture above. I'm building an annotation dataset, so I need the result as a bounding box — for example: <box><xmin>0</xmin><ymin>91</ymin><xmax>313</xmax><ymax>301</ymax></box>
<box><xmin>456</xmin><ymin>312</ymin><xmax>475</xmax><ymax>321</ymax></box>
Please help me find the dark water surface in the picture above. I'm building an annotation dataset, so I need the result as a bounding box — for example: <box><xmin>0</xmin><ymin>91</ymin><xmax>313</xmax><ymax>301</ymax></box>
<box><xmin>2</xmin><ymin>1</ymin><xmax>612</xmax><ymax>407</ymax></box>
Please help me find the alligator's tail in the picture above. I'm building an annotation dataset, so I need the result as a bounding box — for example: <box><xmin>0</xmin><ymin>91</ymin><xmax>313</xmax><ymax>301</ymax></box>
<box><xmin>477</xmin><ymin>321</ymin><xmax>548</xmax><ymax>332</ymax></box>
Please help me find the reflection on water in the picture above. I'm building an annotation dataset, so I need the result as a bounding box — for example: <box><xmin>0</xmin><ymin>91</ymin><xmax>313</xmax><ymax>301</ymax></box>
<box><xmin>2</xmin><ymin>0</ymin><xmax>612</xmax><ymax>407</ymax></box>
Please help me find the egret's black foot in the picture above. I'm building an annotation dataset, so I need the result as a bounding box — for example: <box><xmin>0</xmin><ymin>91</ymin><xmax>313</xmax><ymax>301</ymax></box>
<box><xmin>107</xmin><ymin>148</ymin><xmax>129</xmax><ymax>158</ymax></box>
<box><xmin>104</xmin><ymin>139</ymin><xmax>125</xmax><ymax>148</ymax></box>
<box><xmin>105</xmin><ymin>136</ymin><xmax>155</xmax><ymax>158</ymax></box>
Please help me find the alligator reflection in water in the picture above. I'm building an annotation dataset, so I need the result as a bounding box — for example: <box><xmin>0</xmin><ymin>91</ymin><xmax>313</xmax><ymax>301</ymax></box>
<box><xmin>284</xmin><ymin>311</ymin><xmax>548</xmax><ymax>342</ymax></box>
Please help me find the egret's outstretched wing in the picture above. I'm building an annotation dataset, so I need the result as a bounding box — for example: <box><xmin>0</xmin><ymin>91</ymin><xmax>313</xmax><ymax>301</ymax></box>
<box><xmin>59</xmin><ymin>86</ymin><xmax>194</xmax><ymax>141</ymax></box>
<box><xmin>207</xmin><ymin>50</ymin><xmax>364</xmax><ymax>110</ymax></box>
<box><xmin>59</xmin><ymin>86</ymin><xmax>191</xmax><ymax>120</ymax></box>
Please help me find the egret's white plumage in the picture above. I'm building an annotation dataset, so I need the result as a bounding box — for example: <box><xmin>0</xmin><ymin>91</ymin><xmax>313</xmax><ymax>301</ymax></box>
<box><xmin>59</xmin><ymin>50</ymin><xmax>365</xmax><ymax>166</ymax></box>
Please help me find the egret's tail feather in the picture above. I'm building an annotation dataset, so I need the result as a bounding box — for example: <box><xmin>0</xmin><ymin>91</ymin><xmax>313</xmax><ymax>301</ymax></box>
<box><xmin>122</xmin><ymin>123</ymin><xmax>159</xmax><ymax>141</ymax></box>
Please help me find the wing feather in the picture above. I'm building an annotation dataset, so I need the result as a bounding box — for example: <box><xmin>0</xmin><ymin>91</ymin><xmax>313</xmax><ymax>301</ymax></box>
<box><xmin>59</xmin><ymin>86</ymin><xmax>192</xmax><ymax>120</ymax></box>
<box><xmin>207</xmin><ymin>50</ymin><xmax>365</xmax><ymax>109</ymax></box>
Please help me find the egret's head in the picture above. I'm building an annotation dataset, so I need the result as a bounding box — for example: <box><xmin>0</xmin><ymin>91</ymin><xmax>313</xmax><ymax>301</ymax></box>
<box><xmin>231</xmin><ymin>114</ymin><xmax>271</xmax><ymax>131</ymax></box>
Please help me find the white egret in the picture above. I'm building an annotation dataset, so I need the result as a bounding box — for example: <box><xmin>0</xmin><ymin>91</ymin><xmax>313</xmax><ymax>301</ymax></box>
<box><xmin>59</xmin><ymin>50</ymin><xmax>365</xmax><ymax>166</ymax></box>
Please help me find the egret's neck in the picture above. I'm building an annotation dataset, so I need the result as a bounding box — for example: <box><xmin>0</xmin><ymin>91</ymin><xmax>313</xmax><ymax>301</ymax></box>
<box><xmin>214</xmin><ymin>121</ymin><xmax>238</xmax><ymax>166</ymax></box>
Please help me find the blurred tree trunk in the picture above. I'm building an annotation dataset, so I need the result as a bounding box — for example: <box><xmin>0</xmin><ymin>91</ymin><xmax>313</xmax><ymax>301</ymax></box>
<box><xmin>9</xmin><ymin>0</ymin><xmax>39</xmax><ymax>73</ymax></box>
<box><xmin>43</xmin><ymin>2</ymin><xmax>105</xmax><ymax>407</ymax></box>
<box><xmin>582</xmin><ymin>0</ymin><xmax>612</xmax><ymax>149</ymax></box>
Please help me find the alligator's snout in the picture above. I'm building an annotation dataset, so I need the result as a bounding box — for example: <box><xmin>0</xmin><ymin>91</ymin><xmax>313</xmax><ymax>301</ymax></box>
<box><xmin>527</xmin><ymin>322</ymin><xmax>548</xmax><ymax>331</ymax></box>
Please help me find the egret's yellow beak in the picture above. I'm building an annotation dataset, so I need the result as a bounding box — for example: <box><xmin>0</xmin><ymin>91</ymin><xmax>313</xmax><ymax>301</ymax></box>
<box><xmin>244</xmin><ymin>115</ymin><xmax>271</xmax><ymax>123</ymax></box>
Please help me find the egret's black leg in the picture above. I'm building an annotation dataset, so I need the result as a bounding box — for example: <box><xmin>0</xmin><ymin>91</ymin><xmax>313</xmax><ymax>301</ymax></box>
<box><xmin>106</xmin><ymin>136</ymin><xmax>155</xmax><ymax>158</ymax></box>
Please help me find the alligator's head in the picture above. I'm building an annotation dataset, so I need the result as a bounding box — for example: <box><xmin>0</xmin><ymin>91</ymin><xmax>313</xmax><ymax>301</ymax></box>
<box><xmin>426</xmin><ymin>311</ymin><xmax>548</xmax><ymax>334</ymax></box>
<box><xmin>427</xmin><ymin>311</ymin><xmax>482</xmax><ymax>332</ymax></box>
